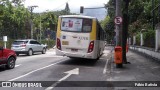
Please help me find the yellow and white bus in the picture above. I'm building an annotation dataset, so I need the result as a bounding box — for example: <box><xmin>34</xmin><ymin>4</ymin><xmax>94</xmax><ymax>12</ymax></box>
<box><xmin>56</xmin><ymin>15</ymin><xmax>106</xmax><ymax>59</ymax></box>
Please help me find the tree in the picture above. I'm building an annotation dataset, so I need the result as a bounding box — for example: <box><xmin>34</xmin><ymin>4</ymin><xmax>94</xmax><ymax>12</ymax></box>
<box><xmin>0</xmin><ymin>0</ymin><xmax>30</xmax><ymax>39</ymax></box>
<box><xmin>101</xmin><ymin>15</ymin><xmax>115</xmax><ymax>43</ymax></box>
<box><xmin>122</xmin><ymin>0</ymin><xmax>130</xmax><ymax>64</ymax></box>
<box><xmin>102</xmin><ymin>0</ymin><xmax>115</xmax><ymax>43</ymax></box>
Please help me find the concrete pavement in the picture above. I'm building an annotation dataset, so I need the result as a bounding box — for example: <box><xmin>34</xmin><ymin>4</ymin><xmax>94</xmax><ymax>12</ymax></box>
<box><xmin>106</xmin><ymin>49</ymin><xmax>160</xmax><ymax>90</ymax></box>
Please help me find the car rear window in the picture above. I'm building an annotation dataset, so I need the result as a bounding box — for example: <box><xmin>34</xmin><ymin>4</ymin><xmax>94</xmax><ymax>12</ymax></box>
<box><xmin>13</xmin><ymin>41</ymin><xmax>28</xmax><ymax>45</ymax></box>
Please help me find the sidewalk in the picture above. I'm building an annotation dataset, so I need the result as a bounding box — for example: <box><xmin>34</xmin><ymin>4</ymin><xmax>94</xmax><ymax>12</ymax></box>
<box><xmin>106</xmin><ymin>50</ymin><xmax>160</xmax><ymax>90</ymax></box>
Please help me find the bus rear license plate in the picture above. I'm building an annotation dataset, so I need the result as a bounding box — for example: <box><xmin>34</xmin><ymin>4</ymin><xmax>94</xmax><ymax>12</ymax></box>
<box><xmin>62</xmin><ymin>41</ymin><xmax>69</xmax><ymax>45</ymax></box>
<box><xmin>71</xmin><ymin>49</ymin><xmax>78</xmax><ymax>52</ymax></box>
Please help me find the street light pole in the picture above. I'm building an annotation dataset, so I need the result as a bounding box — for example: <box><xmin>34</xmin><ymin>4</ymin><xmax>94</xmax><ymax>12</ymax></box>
<box><xmin>40</xmin><ymin>14</ymin><xmax>42</xmax><ymax>43</ymax></box>
<box><xmin>152</xmin><ymin>0</ymin><xmax>155</xmax><ymax>30</ymax></box>
<box><xmin>28</xmin><ymin>5</ymin><xmax>38</xmax><ymax>39</ymax></box>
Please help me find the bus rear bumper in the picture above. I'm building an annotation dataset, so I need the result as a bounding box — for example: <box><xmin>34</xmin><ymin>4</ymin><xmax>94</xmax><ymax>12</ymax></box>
<box><xmin>56</xmin><ymin>49</ymin><xmax>96</xmax><ymax>59</ymax></box>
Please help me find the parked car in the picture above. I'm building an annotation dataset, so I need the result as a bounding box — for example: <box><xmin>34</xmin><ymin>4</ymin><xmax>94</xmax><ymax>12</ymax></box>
<box><xmin>0</xmin><ymin>46</ymin><xmax>17</xmax><ymax>69</ymax></box>
<box><xmin>11</xmin><ymin>39</ymin><xmax>47</xmax><ymax>56</ymax></box>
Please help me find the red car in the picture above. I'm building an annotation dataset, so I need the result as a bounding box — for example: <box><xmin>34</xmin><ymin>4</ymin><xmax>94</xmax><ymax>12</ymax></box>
<box><xmin>0</xmin><ymin>46</ymin><xmax>17</xmax><ymax>69</ymax></box>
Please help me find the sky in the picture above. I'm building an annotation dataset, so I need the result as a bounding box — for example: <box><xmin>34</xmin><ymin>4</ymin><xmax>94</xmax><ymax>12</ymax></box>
<box><xmin>24</xmin><ymin>0</ymin><xmax>109</xmax><ymax>20</ymax></box>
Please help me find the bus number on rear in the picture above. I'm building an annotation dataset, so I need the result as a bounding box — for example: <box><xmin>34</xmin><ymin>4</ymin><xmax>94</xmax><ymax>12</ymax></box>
<box><xmin>78</xmin><ymin>37</ymin><xmax>88</xmax><ymax>40</ymax></box>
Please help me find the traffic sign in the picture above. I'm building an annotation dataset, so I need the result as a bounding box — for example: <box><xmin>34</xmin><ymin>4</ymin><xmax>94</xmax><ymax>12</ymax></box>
<box><xmin>114</xmin><ymin>16</ymin><xmax>123</xmax><ymax>25</ymax></box>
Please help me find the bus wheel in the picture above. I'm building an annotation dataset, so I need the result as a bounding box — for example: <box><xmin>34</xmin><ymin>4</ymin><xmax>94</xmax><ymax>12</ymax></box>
<box><xmin>96</xmin><ymin>49</ymin><xmax>101</xmax><ymax>60</ymax></box>
<box><xmin>96</xmin><ymin>55</ymin><xmax>100</xmax><ymax>60</ymax></box>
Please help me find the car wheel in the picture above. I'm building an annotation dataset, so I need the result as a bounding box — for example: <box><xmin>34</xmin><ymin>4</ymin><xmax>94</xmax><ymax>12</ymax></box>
<box><xmin>42</xmin><ymin>48</ymin><xmax>46</xmax><ymax>54</ymax></box>
<box><xmin>6</xmin><ymin>57</ymin><xmax>16</xmax><ymax>69</ymax></box>
<box><xmin>28</xmin><ymin>49</ymin><xmax>33</xmax><ymax>56</ymax></box>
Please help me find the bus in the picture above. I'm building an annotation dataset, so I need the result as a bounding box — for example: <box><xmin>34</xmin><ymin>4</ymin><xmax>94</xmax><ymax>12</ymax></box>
<box><xmin>56</xmin><ymin>15</ymin><xmax>106</xmax><ymax>60</ymax></box>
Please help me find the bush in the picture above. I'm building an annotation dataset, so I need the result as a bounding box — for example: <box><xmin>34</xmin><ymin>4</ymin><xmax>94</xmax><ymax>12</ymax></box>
<box><xmin>40</xmin><ymin>39</ymin><xmax>55</xmax><ymax>48</ymax></box>
<box><xmin>0</xmin><ymin>39</ymin><xmax>15</xmax><ymax>49</ymax></box>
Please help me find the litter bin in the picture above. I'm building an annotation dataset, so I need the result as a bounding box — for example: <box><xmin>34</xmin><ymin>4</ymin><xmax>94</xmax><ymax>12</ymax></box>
<box><xmin>114</xmin><ymin>46</ymin><xmax>123</xmax><ymax>68</ymax></box>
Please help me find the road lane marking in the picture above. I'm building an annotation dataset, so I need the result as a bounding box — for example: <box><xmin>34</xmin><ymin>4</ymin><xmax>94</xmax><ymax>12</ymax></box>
<box><xmin>46</xmin><ymin>87</ymin><xmax>54</xmax><ymax>90</ymax></box>
<box><xmin>103</xmin><ymin>59</ymin><xmax>109</xmax><ymax>74</ymax></box>
<box><xmin>45</xmin><ymin>68</ymin><xmax>79</xmax><ymax>90</ymax></box>
<box><xmin>8</xmin><ymin>60</ymin><xmax>65</xmax><ymax>81</ymax></box>
<box><xmin>15</xmin><ymin>64</ymin><xmax>21</xmax><ymax>67</ymax></box>
<box><xmin>31</xmin><ymin>56</ymin><xmax>64</xmax><ymax>58</ymax></box>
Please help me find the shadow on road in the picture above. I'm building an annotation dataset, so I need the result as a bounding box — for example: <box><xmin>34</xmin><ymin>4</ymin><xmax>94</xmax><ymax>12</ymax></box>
<box><xmin>17</xmin><ymin>52</ymin><xmax>44</xmax><ymax>57</ymax></box>
<box><xmin>0</xmin><ymin>66</ymin><xmax>12</xmax><ymax>72</ymax></box>
<box><xmin>59</xmin><ymin>58</ymin><xmax>98</xmax><ymax>67</ymax></box>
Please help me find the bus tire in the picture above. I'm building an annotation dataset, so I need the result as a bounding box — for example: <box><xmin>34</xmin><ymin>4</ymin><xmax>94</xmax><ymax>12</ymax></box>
<box><xmin>96</xmin><ymin>49</ymin><xmax>101</xmax><ymax>60</ymax></box>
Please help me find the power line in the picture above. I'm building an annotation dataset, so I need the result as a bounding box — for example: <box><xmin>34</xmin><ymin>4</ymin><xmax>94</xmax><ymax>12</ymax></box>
<box><xmin>52</xmin><ymin>0</ymin><xmax>71</xmax><ymax>11</ymax></box>
<box><xmin>84</xmin><ymin>7</ymin><xmax>105</xmax><ymax>9</ymax></box>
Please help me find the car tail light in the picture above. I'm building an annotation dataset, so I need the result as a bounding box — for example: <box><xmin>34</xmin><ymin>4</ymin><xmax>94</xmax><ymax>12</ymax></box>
<box><xmin>57</xmin><ymin>38</ymin><xmax>61</xmax><ymax>50</ymax></box>
<box><xmin>21</xmin><ymin>44</ymin><xmax>26</xmax><ymax>47</ymax></box>
<box><xmin>88</xmin><ymin>41</ymin><xmax>94</xmax><ymax>53</ymax></box>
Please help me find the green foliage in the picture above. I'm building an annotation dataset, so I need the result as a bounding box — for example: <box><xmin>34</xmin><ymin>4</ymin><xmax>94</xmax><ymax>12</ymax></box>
<box><xmin>104</xmin><ymin>0</ymin><xmax>157</xmax><ymax>48</ymax></box>
<box><xmin>0</xmin><ymin>0</ymin><xmax>30</xmax><ymax>39</ymax></box>
<box><xmin>135</xmin><ymin>32</ymin><xmax>140</xmax><ymax>46</ymax></box>
<box><xmin>0</xmin><ymin>0</ymin><xmax>75</xmax><ymax>40</ymax></box>
<box><xmin>0</xmin><ymin>39</ymin><xmax>15</xmax><ymax>49</ymax></box>
<box><xmin>128</xmin><ymin>0</ymin><xmax>159</xmax><ymax>36</ymax></box>
<box><xmin>41</xmin><ymin>39</ymin><xmax>55</xmax><ymax>48</ymax></box>
<box><xmin>134</xmin><ymin>29</ymin><xmax>155</xmax><ymax>48</ymax></box>
<box><xmin>102</xmin><ymin>0</ymin><xmax>115</xmax><ymax>43</ymax></box>
<box><xmin>143</xmin><ymin>30</ymin><xmax>155</xmax><ymax>48</ymax></box>
<box><xmin>101</xmin><ymin>15</ymin><xmax>115</xmax><ymax>42</ymax></box>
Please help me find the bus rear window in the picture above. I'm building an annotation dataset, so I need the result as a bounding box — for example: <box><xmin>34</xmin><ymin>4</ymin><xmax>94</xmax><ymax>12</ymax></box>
<box><xmin>61</xmin><ymin>18</ymin><xmax>92</xmax><ymax>32</ymax></box>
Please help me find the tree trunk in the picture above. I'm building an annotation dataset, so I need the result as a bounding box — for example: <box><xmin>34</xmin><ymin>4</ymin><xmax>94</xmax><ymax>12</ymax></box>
<box><xmin>122</xmin><ymin>0</ymin><xmax>129</xmax><ymax>64</ymax></box>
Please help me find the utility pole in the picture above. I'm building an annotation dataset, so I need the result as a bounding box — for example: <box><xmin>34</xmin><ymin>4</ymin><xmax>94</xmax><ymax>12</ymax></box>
<box><xmin>40</xmin><ymin>14</ymin><xmax>42</xmax><ymax>43</ymax></box>
<box><xmin>115</xmin><ymin>0</ymin><xmax>122</xmax><ymax>46</ymax></box>
<box><xmin>28</xmin><ymin>5</ymin><xmax>38</xmax><ymax>39</ymax></box>
<box><xmin>159</xmin><ymin>0</ymin><xmax>160</xmax><ymax>22</ymax></box>
<box><xmin>152</xmin><ymin>0</ymin><xmax>155</xmax><ymax>30</ymax></box>
<box><xmin>114</xmin><ymin>0</ymin><xmax>123</xmax><ymax>68</ymax></box>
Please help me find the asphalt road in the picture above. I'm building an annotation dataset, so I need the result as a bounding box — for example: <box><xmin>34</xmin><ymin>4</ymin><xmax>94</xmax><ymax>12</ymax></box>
<box><xmin>0</xmin><ymin>46</ymin><xmax>113</xmax><ymax>90</ymax></box>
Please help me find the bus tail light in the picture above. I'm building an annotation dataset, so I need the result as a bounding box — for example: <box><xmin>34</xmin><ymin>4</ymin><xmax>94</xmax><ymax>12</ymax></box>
<box><xmin>57</xmin><ymin>38</ymin><xmax>61</xmax><ymax>50</ymax></box>
<box><xmin>88</xmin><ymin>41</ymin><xmax>94</xmax><ymax>53</ymax></box>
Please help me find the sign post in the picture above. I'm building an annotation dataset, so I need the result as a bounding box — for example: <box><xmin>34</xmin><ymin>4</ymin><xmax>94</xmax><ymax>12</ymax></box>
<box><xmin>114</xmin><ymin>16</ymin><xmax>123</xmax><ymax>25</ymax></box>
<box><xmin>3</xmin><ymin>36</ymin><xmax>7</xmax><ymax>49</ymax></box>
<box><xmin>114</xmin><ymin>16</ymin><xmax>123</xmax><ymax>46</ymax></box>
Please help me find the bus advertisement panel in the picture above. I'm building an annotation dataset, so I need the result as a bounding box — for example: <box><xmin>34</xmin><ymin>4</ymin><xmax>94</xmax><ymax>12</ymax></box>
<box><xmin>61</xmin><ymin>18</ymin><xmax>82</xmax><ymax>32</ymax></box>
